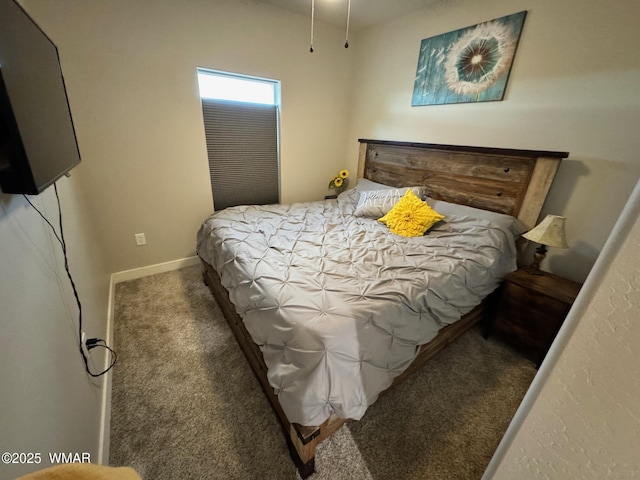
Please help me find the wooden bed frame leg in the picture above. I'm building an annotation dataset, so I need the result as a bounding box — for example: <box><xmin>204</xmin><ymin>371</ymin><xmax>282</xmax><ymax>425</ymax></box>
<box><xmin>288</xmin><ymin>424</ymin><xmax>316</xmax><ymax>479</ymax></box>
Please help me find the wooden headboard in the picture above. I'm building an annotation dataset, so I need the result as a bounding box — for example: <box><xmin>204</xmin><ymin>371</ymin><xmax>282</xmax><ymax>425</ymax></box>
<box><xmin>357</xmin><ymin>139</ymin><xmax>569</xmax><ymax>230</ymax></box>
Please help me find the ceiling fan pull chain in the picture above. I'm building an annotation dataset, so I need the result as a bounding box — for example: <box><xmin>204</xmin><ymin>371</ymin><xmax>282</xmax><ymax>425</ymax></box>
<box><xmin>310</xmin><ymin>0</ymin><xmax>315</xmax><ymax>52</ymax></box>
<box><xmin>345</xmin><ymin>0</ymin><xmax>351</xmax><ymax>48</ymax></box>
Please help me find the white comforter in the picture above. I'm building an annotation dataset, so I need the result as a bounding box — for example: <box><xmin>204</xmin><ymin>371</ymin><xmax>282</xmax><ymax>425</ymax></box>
<box><xmin>196</xmin><ymin>190</ymin><xmax>522</xmax><ymax>426</ymax></box>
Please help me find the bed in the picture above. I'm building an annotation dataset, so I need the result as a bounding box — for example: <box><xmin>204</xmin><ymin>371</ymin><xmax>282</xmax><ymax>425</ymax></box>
<box><xmin>196</xmin><ymin>139</ymin><xmax>568</xmax><ymax>477</ymax></box>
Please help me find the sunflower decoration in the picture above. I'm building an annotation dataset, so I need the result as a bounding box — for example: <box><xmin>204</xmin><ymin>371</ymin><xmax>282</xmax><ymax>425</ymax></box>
<box><xmin>328</xmin><ymin>169</ymin><xmax>350</xmax><ymax>195</ymax></box>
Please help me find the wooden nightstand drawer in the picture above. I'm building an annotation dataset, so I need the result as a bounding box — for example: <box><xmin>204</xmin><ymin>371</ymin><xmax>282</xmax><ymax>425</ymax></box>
<box><xmin>495</xmin><ymin>282</ymin><xmax>569</xmax><ymax>353</ymax></box>
<box><xmin>489</xmin><ymin>268</ymin><xmax>581</xmax><ymax>366</ymax></box>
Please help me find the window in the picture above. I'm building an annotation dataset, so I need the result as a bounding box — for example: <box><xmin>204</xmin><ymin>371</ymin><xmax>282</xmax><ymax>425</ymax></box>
<box><xmin>197</xmin><ymin>69</ymin><xmax>280</xmax><ymax>210</ymax></box>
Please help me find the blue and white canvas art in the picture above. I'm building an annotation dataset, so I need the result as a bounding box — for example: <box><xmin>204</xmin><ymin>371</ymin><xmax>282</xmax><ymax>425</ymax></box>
<box><xmin>412</xmin><ymin>11</ymin><xmax>527</xmax><ymax>106</ymax></box>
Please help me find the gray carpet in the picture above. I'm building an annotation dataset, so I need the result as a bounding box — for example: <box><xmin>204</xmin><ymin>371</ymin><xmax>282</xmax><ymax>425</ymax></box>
<box><xmin>109</xmin><ymin>265</ymin><xmax>536</xmax><ymax>479</ymax></box>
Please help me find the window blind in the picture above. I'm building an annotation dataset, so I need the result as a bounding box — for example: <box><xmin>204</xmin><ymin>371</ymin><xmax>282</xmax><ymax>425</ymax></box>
<box><xmin>201</xmin><ymin>99</ymin><xmax>279</xmax><ymax>210</ymax></box>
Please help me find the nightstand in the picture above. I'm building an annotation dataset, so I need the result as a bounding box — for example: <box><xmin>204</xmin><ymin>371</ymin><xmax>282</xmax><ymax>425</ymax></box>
<box><xmin>488</xmin><ymin>268</ymin><xmax>581</xmax><ymax>367</ymax></box>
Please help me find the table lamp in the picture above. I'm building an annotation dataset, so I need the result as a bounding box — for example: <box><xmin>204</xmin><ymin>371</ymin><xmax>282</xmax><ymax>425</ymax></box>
<box><xmin>522</xmin><ymin>215</ymin><xmax>568</xmax><ymax>271</ymax></box>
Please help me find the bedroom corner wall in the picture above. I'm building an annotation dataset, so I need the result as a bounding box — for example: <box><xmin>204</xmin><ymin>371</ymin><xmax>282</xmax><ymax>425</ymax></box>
<box><xmin>19</xmin><ymin>0</ymin><xmax>355</xmax><ymax>274</ymax></box>
<box><xmin>344</xmin><ymin>0</ymin><xmax>640</xmax><ymax>283</ymax></box>
<box><xmin>0</xmin><ymin>174</ymin><xmax>111</xmax><ymax>478</ymax></box>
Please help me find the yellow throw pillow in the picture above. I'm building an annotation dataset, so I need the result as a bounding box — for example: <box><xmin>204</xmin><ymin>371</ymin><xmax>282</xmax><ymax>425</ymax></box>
<box><xmin>378</xmin><ymin>189</ymin><xmax>444</xmax><ymax>237</ymax></box>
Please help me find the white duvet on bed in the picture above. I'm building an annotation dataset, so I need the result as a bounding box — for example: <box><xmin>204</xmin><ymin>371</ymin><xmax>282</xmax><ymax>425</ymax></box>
<box><xmin>196</xmin><ymin>189</ymin><xmax>522</xmax><ymax>426</ymax></box>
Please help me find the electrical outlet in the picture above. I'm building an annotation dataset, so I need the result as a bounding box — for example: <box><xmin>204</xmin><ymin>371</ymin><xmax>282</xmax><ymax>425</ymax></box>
<box><xmin>135</xmin><ymin>233</ymin><xmax>146</xmax><ymax>246</ymax></box>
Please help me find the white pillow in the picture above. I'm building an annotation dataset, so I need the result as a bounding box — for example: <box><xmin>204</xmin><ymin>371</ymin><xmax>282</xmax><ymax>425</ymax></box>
<box><xmin>354</xmin><ymin>186</ymin><xmax>428</xmax><ymax>218</ymax></box>
<box><xmin>427</xmin><ymin>198</ymin><xmax>526</xmax><ymax>237</ymax></box>
<box><xmin>354</xmin><ymin>178</ymin><xmax>394</xmax><ymax>191</ymax></box>
<box><xmin>336</xmin><ymin>178</ymin><xmax>394</xmax><ymax>203</ymax></box>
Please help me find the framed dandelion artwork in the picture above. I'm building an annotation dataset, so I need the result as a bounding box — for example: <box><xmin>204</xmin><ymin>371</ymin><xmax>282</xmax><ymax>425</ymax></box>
<box><xmin>412</xmin><ymin>11</ymin><xmax>527</xmax><ymax>106</ymax></box>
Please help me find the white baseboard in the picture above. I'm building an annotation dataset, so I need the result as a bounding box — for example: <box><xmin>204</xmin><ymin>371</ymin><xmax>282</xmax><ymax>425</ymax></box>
<box><xmin>97</xmin><ymin>255</ymin><xmax>201</xmax><ymax>464</ymax></box>
<box><xmin>111</xmin><ymin>256</ymin><xmax>201</xmax><ymax>285</ymax></box>
<box><xmin>97</xmin><ymin>277</ymin><xmax>115</xmax><ymax>465</ymax></box>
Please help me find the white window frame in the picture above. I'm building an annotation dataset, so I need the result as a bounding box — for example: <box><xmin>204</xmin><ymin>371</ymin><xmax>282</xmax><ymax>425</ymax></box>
<box><xmin>197</xmin><ymin>68</ymin><xmax>282</xmax><ymax>210</ymax></box>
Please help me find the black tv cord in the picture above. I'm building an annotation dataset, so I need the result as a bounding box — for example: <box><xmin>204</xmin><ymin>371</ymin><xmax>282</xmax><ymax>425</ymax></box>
<box><xmin>23</xmin><ymin>183</ymin><xmax>116</xmax><ymax>377</ymax></box>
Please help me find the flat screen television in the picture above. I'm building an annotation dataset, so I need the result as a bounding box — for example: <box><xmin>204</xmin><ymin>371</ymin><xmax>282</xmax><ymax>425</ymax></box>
<box><xmin>0</xmin><ymin>0</ymin><xmax>81</xmax><ymax>195</ymax></box>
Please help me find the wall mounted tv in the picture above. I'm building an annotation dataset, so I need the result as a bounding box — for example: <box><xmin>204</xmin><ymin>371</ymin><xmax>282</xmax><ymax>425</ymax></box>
<box><xmin>0</xmin><ymin>0</ymin><xmax>81</xmax><ymax>195</ymax></box>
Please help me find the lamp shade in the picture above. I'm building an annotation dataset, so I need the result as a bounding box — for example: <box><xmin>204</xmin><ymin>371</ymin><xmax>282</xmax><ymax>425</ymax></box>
<box><xmin>523</xmin><ymin>215</ymin><xmax>569</xmax><ymax>248</ymax></box>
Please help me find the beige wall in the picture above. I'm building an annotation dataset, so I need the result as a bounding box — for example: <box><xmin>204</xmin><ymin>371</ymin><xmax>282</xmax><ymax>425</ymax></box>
<box><xmin>0</xmin><ymin>175</ymin><xmax>110</xmax><ymax>477</ymax></box>
<box><xmin>345</xmin><ymin>0</ymin><xmax>640</xmax><ymax>283</ymax></box>
<box><xmin>22</xmin><ymin>0</ymin><xmax>354</xmax><ymax>273</ymax></box>
<box><xmin>487</xmin><ymin>179</ymin><xmax>640</xmax><ymax>479</ymax></box>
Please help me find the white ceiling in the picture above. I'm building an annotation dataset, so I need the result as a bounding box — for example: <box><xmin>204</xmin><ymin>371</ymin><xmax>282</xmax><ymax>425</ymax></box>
<box><xmin>258</xmin><ymin>0</ymin><xmax>450</xmax><ymax>32</ymax></box>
